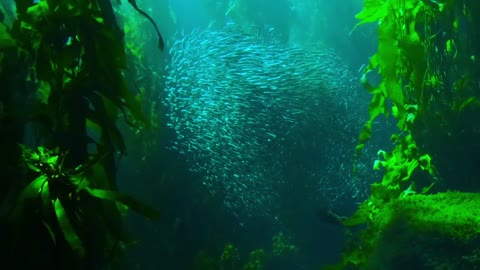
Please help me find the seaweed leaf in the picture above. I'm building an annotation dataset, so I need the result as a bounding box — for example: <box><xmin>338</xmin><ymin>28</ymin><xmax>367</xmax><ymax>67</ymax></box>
<box><xmin>42</xmin><ymin>220</ymin><xmax>56</xmax><ymax>245</ymax></box>
<box><xmin>126</xmin><ymin>0</ymin><xmax>164</xmax><ymax>50</ymax></box>
<box><xmin>20</xmin><ymin>175</ymin><xmax>48</xmax><ymax>200</ymax></box>
<box><xmin>354</xmin><ymin>0</ymin><xmax>388</xmax><ymax>29</ymax></box>
<box><xmin>41</xmin><ymin>181</ymin><xmax>51</xmax><ymax>212</ymax></box>
<box><xmin>53</xmin><ymin>198</ymin><xmax>85</xmax><ymax>257</ymax></box>
<box><xmin>85</xmin><ymin>187</ymin><xmax>160</xmax><ymax>220</ymax></box>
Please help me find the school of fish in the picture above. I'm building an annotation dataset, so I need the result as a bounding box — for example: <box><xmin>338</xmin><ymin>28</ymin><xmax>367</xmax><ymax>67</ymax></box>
<box><xmin>162</xmin><ymin>24</ymin><xmax>374</xmax><ymax>221</ymax></box>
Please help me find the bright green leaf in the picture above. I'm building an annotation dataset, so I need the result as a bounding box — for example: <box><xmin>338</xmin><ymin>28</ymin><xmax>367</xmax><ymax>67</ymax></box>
<box><xmin>453</xmin><ymin>18</ymin><xmax>459</xmax><ymax>31</ymax></box>
<box><xmin>354</xmin><ymin>0</ymin><xmax>388</xmax><ymax>29</ymax></box>
<box><xmin>359</xmin><ymin>121</ymin><xmax>373</xmax><ymax>142</ymax></box>
<box><xmin>385</xmin><ymin>79</ymin><xmax>404</xmax><ymax>106</ymax></box>
<box><xmin>382</xmin><ymin>170</ymin><xmax>401</xmax><ymax>186</ymax></box>
<box><xmin>391</xmin><ymin>105</ymin><xmax>399</xmax><ymax>118</ymax></box>
<box><xmin>406</xmin><ymin>113</ymin><xmax>415</xmax><ymax>123</ymax></box>
<box><xmin>20</xmin><ymin>175</ymin><xmax>48</xmax><ymax>200</ymax></box>
<box><xmin>373</xmin><ymin>160</ymin><xmax>382</xmax><ymax>170</ymax></box>
<box><xmin>368</xmin><ymin>93</ymin><xmax>386</xmax><ymax>119</ymax></box>
<box><xmin>399</xmin><ymin>182</ymin><xmax>416</xmax><ymax>199</ymax></box>
<box><xmin>446</xmin><ymin>39</ymin><xmax>454</xmax><ymax>54</ymax></box>
<box><xmin>457</xmin><ymin>97</ymin><xmax>476</xmax><ymax>111</ymax></box>
<box><xmin>41</xmin><ymin>181</ymin><xmax>50</xmax><ymax>212</ymax></box>
<box><xmin>47</xmin><ymin>155</ymin><xmax>58</xmax><ymax>165</ymax></box>
<box><xmin>402</xmin><ymin>160</ymin><xmax>419</xmax><ymax>181</ymax></box>
<box><xmin>26</xmin><ymin>0</ymin><xmax>50</xmax><ymax>23</ymax></box>
<box><xmin>53</xmin><ymin>199</ymin><xmax>85</xmax><ymax>257</ymax></box>
<box><xmin>92</xmin><ymin>15</ymin><xmax>104</xmax><ymax>24</ymax></box>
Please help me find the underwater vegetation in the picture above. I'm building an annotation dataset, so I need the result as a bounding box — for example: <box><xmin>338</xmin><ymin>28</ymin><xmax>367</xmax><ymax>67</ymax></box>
<box><xmin>328</xmin><ymin>0</ymin><xmax>480</xmax><ymax>269</ymax></box>
<box><xmin>162</xmin><ymin>23</ymin><xmax>375</xmax><ymax>222</ymax></box>
<box><xmin>3</xmin><ymin>0</ymin><xmax>480</xmax><ymax>268</ymax></box>
<box><xmin>0</xmin><ymin>0</ymin><xmax>163</xmax><ymax>269</ymax></box>
<box><xmin>340</xmin><ymin>192</ymin><xmax>480</xmax><ymax>269</ymax></box>
<box><xmin>193</xmin><ymin>232</ymin><xmax>298</xmax><ymax>270</ymax></box>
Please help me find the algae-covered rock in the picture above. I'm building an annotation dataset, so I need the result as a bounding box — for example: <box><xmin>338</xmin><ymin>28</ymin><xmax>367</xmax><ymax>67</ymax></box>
<box><xmin>337</xmin><ymin>191</ymin><xmax>480</xmax><ymax>269</ymax></box>
<box><xmin>375</xmin><ymin>191</ymin><xmax>480</xmax><ymax>242</ymax></box>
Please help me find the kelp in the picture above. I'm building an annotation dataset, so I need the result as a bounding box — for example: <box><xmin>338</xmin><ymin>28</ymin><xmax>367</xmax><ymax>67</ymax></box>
<box><xmin>330</xmin><ymin>0</ymin><xmax>480</xmax><ymax>268</ymax></box>
<box><xmin>0</xmin><ymin>0</ymin><xmax>163</xmax><ymax>268</ymax></box>
<box><xmin>16</xmin><ymin>145</ymin><xmax>159</xmax><ymax>257</ymax></box>
<box><xmin>126</xmin><ymin>0</ymin><xmax>164</xmax><ymax>50</ymax></box>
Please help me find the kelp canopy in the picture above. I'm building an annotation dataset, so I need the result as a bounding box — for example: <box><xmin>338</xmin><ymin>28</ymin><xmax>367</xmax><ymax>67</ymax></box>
<box><xmin>0</xmin><ymin>0</ymin><xmax>162</xmax><ymax>269</ymax></box>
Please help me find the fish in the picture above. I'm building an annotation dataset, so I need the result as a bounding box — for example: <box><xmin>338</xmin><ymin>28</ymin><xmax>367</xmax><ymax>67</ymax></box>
<box><xmin>162</xmin><ymin>24</ymin><xmax>374</xmax><ymax>223</ymax></box>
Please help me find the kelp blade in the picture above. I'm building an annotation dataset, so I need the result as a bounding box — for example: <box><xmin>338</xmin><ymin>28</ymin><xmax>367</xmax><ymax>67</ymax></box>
<box><xmin>85</xmin><ymin>188</ymin><xmax>160</xmax><ymax>220</ymax></box>
<box><xmin>53</xmin><ymin>199</ymin><xmax>85</xmax><ymax>257</ymax></box>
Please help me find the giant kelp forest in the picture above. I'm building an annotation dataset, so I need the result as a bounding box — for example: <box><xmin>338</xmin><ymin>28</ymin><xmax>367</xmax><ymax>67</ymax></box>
<box><xmin>1</xmin><ymin>0</ymin><xmax>480</xmax><ymax>270</ymax></box>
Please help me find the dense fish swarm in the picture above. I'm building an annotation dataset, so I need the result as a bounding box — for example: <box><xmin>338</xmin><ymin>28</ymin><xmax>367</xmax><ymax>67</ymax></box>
<box><xmin>163</xmin><ymin>25</ymin><xmax>373</xmax><ymax>221</ymax></box>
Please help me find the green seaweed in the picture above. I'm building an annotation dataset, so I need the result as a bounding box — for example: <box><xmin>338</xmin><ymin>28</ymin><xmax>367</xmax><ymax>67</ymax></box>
<box><xmin>0</xmin><ymin>0</ymin><xmax>163</xmax><ymax>268</ymax></box>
